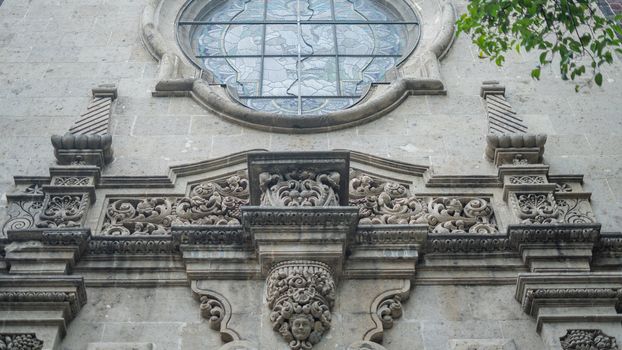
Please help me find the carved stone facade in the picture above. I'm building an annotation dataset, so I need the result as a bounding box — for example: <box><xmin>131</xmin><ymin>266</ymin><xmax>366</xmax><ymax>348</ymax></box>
<box><xmin>1</xmin><ymin>0</ymin><xmax>621</xmax><ymax>348</ymax></box>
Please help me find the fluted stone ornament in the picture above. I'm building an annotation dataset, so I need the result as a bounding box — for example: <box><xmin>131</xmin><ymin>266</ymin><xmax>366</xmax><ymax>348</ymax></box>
<box><xmin>266</xmin><ymin>261</ymin><xmax>336</xmax><ymax>350</ymax></box>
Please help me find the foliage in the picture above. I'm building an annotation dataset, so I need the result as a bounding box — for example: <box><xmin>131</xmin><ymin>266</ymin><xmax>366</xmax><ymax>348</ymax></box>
<box><xmin>456</xmin><ymin>0</ymin><xmax>622</xmax><ymax>89</ymax></box>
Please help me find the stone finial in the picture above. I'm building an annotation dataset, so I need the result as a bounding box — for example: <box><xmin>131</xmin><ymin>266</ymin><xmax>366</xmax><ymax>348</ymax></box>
<box><xmin>51</xmin><ymin>84</ymin><xmax>117</xmax><ymax>167</ymax></box>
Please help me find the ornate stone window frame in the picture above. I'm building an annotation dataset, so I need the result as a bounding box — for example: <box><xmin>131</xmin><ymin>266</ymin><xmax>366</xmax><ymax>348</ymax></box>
<box><xmin>141</xmin><ymin>0</ymin><xmax>456</xmax><ymax>132</ymax></box>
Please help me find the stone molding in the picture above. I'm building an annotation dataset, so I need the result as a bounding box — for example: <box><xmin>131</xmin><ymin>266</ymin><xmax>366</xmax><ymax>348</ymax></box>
<box><xmin>515</xmin><ymin>272</ymin><xmax>622</xmax><ymax>331</ymax></box>
<box><xmin>0</xmin><ymin>276</ymin><xmax>87</xmax><ymax>337</ymax></box>
<box><xmin>485</xmin><ymin>133</ymin><xmax>547</xmax><ymax>166</ymax></box>
<box><xmin>363</xmin><ymin>280</ymin><xmax>410</xmax><ymax>344</ymax></box>
<box><xmin>191</xmin><ymin>282</ymin><xmax>241</xmax><ymax>343</ymax></box>
<box><xmin>140</xmin><ymin>0</ymin><xmax>454</xmax><ymax>133</ymax></box>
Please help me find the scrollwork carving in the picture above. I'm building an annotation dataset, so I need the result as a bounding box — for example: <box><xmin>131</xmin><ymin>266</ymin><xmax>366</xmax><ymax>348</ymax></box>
<box><xmin>555</xmin><ymin>183</ymin><xmax>573</xmax><ymax>193</ymax></box>
<box><xmin>0</xmin><ymin>333</ymin><xmax>44</xmax><ymax>350</ymax></box>
<box><xmin>1</xmin><ymin>200</ymin><xmax>43</xmax><ymax>236</ymax></box>
<box><xmin>267</xmin><ymin>260</ymin><xmax>335</xmax><ymax>350</ymax></box>
<box><xmin>200</xmin><ymin>295</ymin><xmax>226</xmax><ymax>331</ymax></box>
<box><xmin>557</xmin><ymin>198</ymin><xmax>596</xmax><ymax>224</ymax></box>
<box><xmin>560</xmin><ymin>329</ymin><xmax>618</xmax><ymax>350</ymax></box>
<box><xmin>349</xmin><ymin>174</ymin><xmax>498</xmax><ymax>234</ymax></box>
<box><xmin>36</xmin><ymin>194</ymin><xmax>89</xmax><ymax>228</ymax></box>
<box><xmin>259</xmin><ymin>170</ymin><xmax>340</xmax><ymax>207</ymax></box>
<box><xmin>101</xmin><ymin>175</ymin><xmax>249</xmax><ymax>235</ymax></box>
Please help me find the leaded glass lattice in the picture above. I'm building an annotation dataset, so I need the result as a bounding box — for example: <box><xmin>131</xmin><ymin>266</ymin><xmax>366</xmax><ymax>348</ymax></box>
<box><xmin>178</xmin><ymin>0</ymin><xmax>420</xmax><ymax>115</ymax></box>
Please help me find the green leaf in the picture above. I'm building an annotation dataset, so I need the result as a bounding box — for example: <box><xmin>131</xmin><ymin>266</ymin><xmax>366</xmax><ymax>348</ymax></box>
<box><xmin>531</xmin><ymin>67</ymin><xmax>541</xmax><ymax>80</ymax></box>
<box><xmin>595</xmin><ymin>73</ymin><xmax>603</xmax><ymax>86</ymax></box>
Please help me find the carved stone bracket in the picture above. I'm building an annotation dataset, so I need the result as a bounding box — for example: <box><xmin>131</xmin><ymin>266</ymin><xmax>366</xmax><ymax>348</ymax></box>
<box><xmin>485</xmin><ymin>134</ymin><xmax>547</xmax><ymax>166</ymax></box>
<box><xmin>191</xmin><ymin>282</ymin><xmax>241</xmax><ymax>343</ymax></box>
<box><xmin>0</xmin><ymin>333</ymin><xmax>44</xmax><ymax>350</ymax></box>
<box><xmin>363</xmin><ymin>280</ymin><xmax>410</xmax><ymax>344</ymax></box>
<box><xmin>266</xmin><ymin>260</ymin><xmax>335</xmax><ymax>350</ymax></box>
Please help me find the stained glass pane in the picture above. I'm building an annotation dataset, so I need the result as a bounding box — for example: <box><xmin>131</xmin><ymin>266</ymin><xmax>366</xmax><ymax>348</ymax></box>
<box><xmin>186</xmin><ymin>0</ymin><xmax>420</xmax><ymax>115</ymax></box>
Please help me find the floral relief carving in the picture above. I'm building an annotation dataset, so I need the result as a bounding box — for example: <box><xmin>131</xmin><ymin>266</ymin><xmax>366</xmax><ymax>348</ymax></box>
<box><xmin>36</xmin><ymin>194</ymin><xmax>89</xmax><ymax>228</ymax></box>
<box><xmin>101</xmin><ymin>175</ymin><xmax>249</xmax><ymax>235</ymax></box>
<box><xmin>267</xmin><ymin>261</ymin><xmax>335</xmax><ymax>350</ymax></box>
<box><xmin>0</xmin><ymin>333</ymin><xmax>44</xmax><ymax>350</ymax></box>
<box><xmin>1</xmin><ymin>200</ymin><xmax>43</xmax><ymax>236</ymax></box>
<box><xmin>560</xmin><ymin>329</ymin><xmax>618</xmax><ymax>350</ymax></box>
<box><xmin>554</xmin><ymin>182</ymin><xmax>573</xmax><ymax>193</ymax></box>
<box><xmin>259</xmin><ymin>170</ymin><xmax>340</xmax><ymax>207</ymax></box>
<box><xmin>511</xmin><ymin>193</ymin><xmax>561</xmax><ymax>224</ymax></box>
<box><xmin>349</xmin><ymin>174</ymin><xmax>498</xmax><ymax>234</ymax></box>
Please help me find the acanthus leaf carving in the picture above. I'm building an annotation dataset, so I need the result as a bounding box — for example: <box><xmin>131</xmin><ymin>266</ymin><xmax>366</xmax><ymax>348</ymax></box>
<box><xmin>0</xmin><ymin>333</ymin><xmax>44</xmax><ymax>350</ymax></box>
<box><xmin>101</xmin><ymin>175</ymin><xmax>249</xmax><ymax>235</ymax></box>
<box><xmin>349</xmin><ymin>174</ymin><xmax>498</xmax><ymax>234</ymax></box>
<box><xmin>560</xmin><ymin>329</ymin><xmax>618</xmax><ymax>350</ymax></box>
<box><xmin>266</xmin><ymin>261</ymin><xmax>335</xmax><ymax>350</ymax></box>
<box><xmin>259</xmin><ymin>170</ymin><xmax>340</xmax><ymax>207</ymax></box>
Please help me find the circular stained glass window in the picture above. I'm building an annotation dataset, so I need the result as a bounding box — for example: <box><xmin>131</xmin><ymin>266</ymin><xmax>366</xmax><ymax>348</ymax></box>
<box><xmin>177</xmin><ymin>0</ymin><xmax>420</xmax><ymax>115</ymax></box>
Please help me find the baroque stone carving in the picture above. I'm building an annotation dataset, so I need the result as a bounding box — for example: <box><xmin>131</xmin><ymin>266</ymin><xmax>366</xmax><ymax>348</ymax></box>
<box><xmin>200</xmin><ymin>295</ymin><xmax>226</xmax><ymax>331</ymax></box>
<box><xmin>52</xmin><ymin>176</ymin><xmax>91</xmax><ymax>186</ymax></box>
<box><xmin>511</xmin><ymin>193</ymin><xmax>560</xmax><ymax>224</ymax></box>
<box><xmin>509</xmin><ymin>226</ymin><xmax>600</xmax><ymax>247</ymax></box>
<box><xmin>560</xmin><ymin>329</ymin><xmax>618</xmax><ymax>350</ymax></box>
<box><xmin>557</xmin><ymin>198</ymin><xmax>596</xmax><ymax>224</ymax></box>
<box><xmin>349</xmin><ymin>174</ymin><xmax>498</xmax><ymax>234</ymax></box>
<box><xmin>508</xmin><ymin>175</ymin><xmax>545</xmax><ymax>184</ymax></box>
<box><xmin>173</xmin><ymin>226</ymin><xmax>250</xmax><ymax>246</ymax></box>
<box><xmin>101</xmin><ymin>175</ymin><xmax>249</xmax><ymax>235</ymax></box>
<box><xmin>364</xmin><ymin>280</ymin><xmax>410</xmax><ymax>344</ymax></box>
<box><xmin>23</xmin><ymin>185</ymin><xmax>43</xmax><ymax>195</ymax></box>
<box><xmin>555</xmin><ymin>183</ymin><xmax>573</xmax><ymax>193</ymax></box>
<box><xmin>36</xmin><ymin>194</ymin><xmax>89</xmax><ymax>228</ymax></box>
<box><xmin>88</xmin><ymin>238</ymin><xmax>180</xmax><ymax>255</ymax></box>
<box><xmin>266</xmin><ymin>261</ymin><xmax>335</xmax><ymax>350</ymax></box>
<box><xmin>522</xmin><ymin>288</ymin><xmax>622</xmax><ymax>315</ymax></box>
<box><xmin>0</xmin><ymin>333</ymin><xmax>44</xmax><ymax>350</ymax></box>
<box><xmin>259</xmin><ymin>170</ymin><xmax>340</xmax><ymax>207</ymax></box>
<box><xmin>0</xmin><ymin>291</ymin><xmax>83</xmax><ymax>316</ymax></box>
<box><xmin>426</xmin><ymin>237</ymin><xmax>512</xmax><ymax>253</ymax></box>
<box><xmin>1</xmin><ymin>200</ymin><xmax>43</xmax><ymax>235</ymax></box>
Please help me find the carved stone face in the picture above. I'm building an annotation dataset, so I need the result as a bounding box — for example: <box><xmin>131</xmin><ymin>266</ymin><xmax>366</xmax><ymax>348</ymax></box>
<box><xmin>291</xmin><ymin>317</ymin><xmax>312</xmax><ymax>340</ymax></box>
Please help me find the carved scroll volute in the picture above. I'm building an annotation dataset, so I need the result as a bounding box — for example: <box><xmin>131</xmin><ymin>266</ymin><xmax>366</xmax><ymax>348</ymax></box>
<box><xmin>191</xmin><ymin>282</ymin><xmax>241</xmax><ymax>343</ymax></box>
<box><xmin>266</xmin><ymin>260</ymin><xmax>336</xmax><ymax>350</ymax></box>
<box><xmin>363</xmin><ymin>280</ymin><xmax>410</xmax><ymax>344</ymax></box>
<box><xmin>259</xmin><ymin>170</ymin><xmax>341</xmax><ymax>207</ymax></box>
